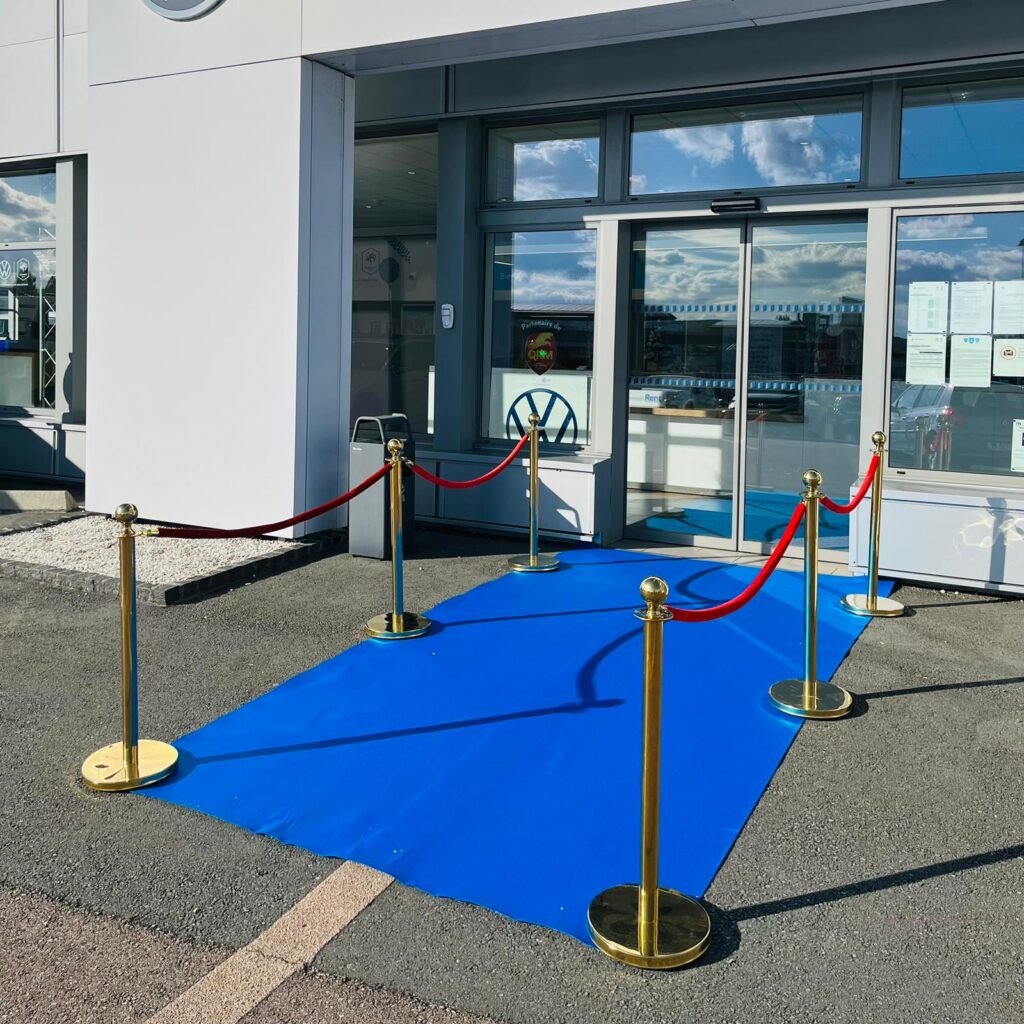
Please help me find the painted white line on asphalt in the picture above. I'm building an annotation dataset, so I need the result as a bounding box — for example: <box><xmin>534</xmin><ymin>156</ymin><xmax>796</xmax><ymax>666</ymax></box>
<box><xmin>146</xmin><ymin>861</ymin><xmax>393</xmax><ymax>1024</ymax></box>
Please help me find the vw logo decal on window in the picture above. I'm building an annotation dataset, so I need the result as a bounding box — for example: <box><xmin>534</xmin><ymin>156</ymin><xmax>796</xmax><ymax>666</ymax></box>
<box><xmin>141</xmin><ymin>0</ymin><xmax>227</xmax><ymax>20</ymax></box>
<box><xmin>506</xmin><ymin>389</ymin><xmax>579</xmax><ymax>445</ymax></box>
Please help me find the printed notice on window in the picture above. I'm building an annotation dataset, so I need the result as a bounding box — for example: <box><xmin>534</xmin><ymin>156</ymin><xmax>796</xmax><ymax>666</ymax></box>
<box><xmin>994</xmin><ymin>280</ymin><xmax>1024</xmax><ymax>334</ymax></box>
<box><xmin>950</xmin><ymin>281</ymin><xmax>993</xmax><ymax>334</ymax></box>
<box><xmin>908</xmin><ymin>281</ymin><xmax>949</xmax><ymax>333</ymax></box>
<box><xmin>1012</xmin><ymin>419</ymin><xmax>1024</xmax><ymax>473</ymax></box>
<box><xmin>950</xmin><ymin>334</ymin><xmax>993</xmax><ymax>388</ymax></box>
<box><xmin>994</xmin><ymin>340</ymin><xmax>1024</xmax><ymax>377</ymax></box>
<box><xmin>906</xmin><ymin>333</ymin><xmax>948</xmax><ymax>384</ymax></box>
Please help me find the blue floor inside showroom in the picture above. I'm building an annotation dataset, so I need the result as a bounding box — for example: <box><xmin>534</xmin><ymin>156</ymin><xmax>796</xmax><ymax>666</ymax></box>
<box><xmin>143</xmin><ymin>548</ymin><xmax>889</xmax><ymax>944</ymax></box>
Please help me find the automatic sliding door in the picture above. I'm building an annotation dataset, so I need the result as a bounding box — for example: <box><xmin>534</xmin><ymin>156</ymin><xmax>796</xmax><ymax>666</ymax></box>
<box><xmin>741</xmin><ymin>220</ymin><xmax>867</xmax><ymax>552</ymax></box>
<box><xmin>625</xmin><ymin>225</ymin><xmax>742</xmax><ymax>545</ymax></box>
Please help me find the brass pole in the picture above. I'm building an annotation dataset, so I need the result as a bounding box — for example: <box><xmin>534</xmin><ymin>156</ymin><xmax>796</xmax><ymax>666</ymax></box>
<box><xmin>80</xmin><ymin>504</ymin><xmax>178</xmax><ymax>791</ymax></box>
<box><xmin>586</xmin><ymin>577</ymin><xmax>711</xmax><ymax>969</ymax></box>
<box><xmin>119</xmin><ymin>512</ymin><xmax>140</xmax><ymax>781</ymax></box>
<box><xmin>802</xmin><ymin>469</ymin><xmax>821</xmax><ymax>711</ymax></box>
<box><xmin>770</xmin><ymin>471</ymin><xmax>853</xmax><ymax>720</ymax></box>
<box><xmin>366</xmin><ymin>439</ymin><xmax>431</xmax><ymax>639</ymax></box>
<box><xmin>508</xmin><ymin>413</ymin><xmax>559</xmax><ymax>573</ymax></box>
<box><xmin>841</xmin><ymin>431</ymin><xmax>904</xmax><ymax>618</ymax></box>
<box><xmin>638</xmin><ymin>578</ymin><xmax>666</xmax><ymax>958</ymax></box>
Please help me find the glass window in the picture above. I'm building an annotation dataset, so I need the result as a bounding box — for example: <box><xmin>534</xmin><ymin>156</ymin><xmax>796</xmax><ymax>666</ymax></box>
<box><xmin>487</xmin><ymin>121</ymin><xmax>601</xmax><ymax>203</ymax></box>
<box><xmin>901</xmin><ymin>77</ymin><xmax>1024</xmax><ymax>179</ymax></box>
<box><xmin>0</xmin><ymin>171</ymin><xmax>56</xmax><ymax>243</ymax></box>
<box><xmin>483</xmin><ymin>229</ymin><xmax>596</xmax><ymax>445</ymax></box>
<box><xmin>889</xmin><ymin>210</ymin><xmax>1024</xmax><ymax>478</ymax></box>
<box><xmin>0</xmin><ymin>250</ymin><xmax>57</xmax><ymax>408</ymax></box>
<box><xmin>352</xmin><ymin>134</ymin><xmax>437</xmax><ymax>435</ymax></box>
<box><xmin>630</xmin><ymin>96</ymin><xmax>862</xmax><ymax>195</ymax></box>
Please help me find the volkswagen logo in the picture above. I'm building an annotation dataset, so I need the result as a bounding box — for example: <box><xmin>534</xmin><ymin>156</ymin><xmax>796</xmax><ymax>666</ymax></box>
<box><xmin>0</xmin><ymin>260</ymin><xmax>11</xmax><ymax>281</ymax></box>
<box><xmin>141</xmin><ymin>0</ymin><xmax>227</xmax><ymax>20</ymax></box>
<box><xmin>506</xmin><ymin>389</ymin><xmax>579</xmax><ymax>445</ymax></box>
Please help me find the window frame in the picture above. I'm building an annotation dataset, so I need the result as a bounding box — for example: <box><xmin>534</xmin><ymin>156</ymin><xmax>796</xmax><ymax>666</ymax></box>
<box><xmin>884</xmin><ymin>201</ymin><xmax>1024</xmax><ymax>491</ymax></box>
<box><xmin>624</xmin><ymin>87</ymin><xmax>870</xmax><ymax>204</ymax></box>
<box><xmin>897</xmin><ymin>71</ymin><xmax>1024</xmax><ymax>187</ymax></box>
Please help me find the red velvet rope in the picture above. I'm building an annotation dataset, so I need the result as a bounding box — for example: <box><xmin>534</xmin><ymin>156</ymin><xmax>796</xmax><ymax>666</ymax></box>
<box><xmin>156</xmin><ymin>462</ymin><xmax>391</xmax><ymax>539</ymax></box>
<box><xmin>667</xmin><ymin>501</ymin><xmax>806</xmax><ymax>623</ymax></box>
<box><xmin>819</xmin><ymin>453</ymin><xmax>880</xmax><ymax>516</ymax></box>
<box><xmin>408</xmin><ymin>432</ymin><xmax>531</xmax><ymax>490</ymax></box>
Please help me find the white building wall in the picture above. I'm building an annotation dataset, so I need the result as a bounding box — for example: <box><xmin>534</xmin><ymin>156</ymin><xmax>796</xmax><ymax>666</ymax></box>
<box><xmin>85</xmin><ymin>58</ymin><xmax>353</xmax><ymax>533</ymax></box>
<box><xmin>0</xmin><ymin>1</ymin><xmax>57</xmax><ymax>159</ymax></box>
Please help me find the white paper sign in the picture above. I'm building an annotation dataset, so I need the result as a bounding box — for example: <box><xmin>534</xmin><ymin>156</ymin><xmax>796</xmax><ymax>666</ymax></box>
<box><xmin>994</xmin><ymin>339</ymin><xmax>1024</xmax><ymax>377</ymax></box>
<box><xmin>1012</xmin><ymin>419</ymin><xmax>1024</xmax><ymax>473</ymax></box>
<box><xmin>906</xmin><ymin>333</ymin><xmax>948</xmax><ymax>385</ymax></box>
<box><xmin>950</xmin><ymin>334</ymin><xmax>993</xmax><ymax>388</ymax></box>
<box><xmin>908</xmin><ymin>281</ymin><xmax>949</xmax><ymax>334</ymax></box>
<box><xmin>994</xmin><ymin>280</ymin><xmax>1024</xmax><ymax>334</ymax></box>
<box><xmin>950</xmin><ymin>281</ymin><xmax>993</xmax><ymax>334</ymax></box>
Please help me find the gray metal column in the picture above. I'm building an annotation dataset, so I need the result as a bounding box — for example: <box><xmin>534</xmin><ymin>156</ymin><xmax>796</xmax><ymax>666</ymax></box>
<box><xmin>55</xmin><ymin>155</ymin><xmax>87</xmax><ymax>422</ymax></box>
<box><xmin>433</xmin><ymin>117</ymin><xmax>483</xmax><ymax>452</ymax></box>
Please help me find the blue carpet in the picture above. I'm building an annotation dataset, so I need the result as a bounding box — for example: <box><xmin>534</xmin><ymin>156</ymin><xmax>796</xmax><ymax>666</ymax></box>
<box><xmin>640</xmin><ymin>489</ymin><xmax>850</xmax><ymax>548</ymax></box>
<box><xmin>142</xmin><ymin>549</ymin><xmax>890</xmax><ymax>943</ymax></box>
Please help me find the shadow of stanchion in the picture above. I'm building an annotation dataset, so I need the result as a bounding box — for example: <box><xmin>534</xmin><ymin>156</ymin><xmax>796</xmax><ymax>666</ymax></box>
<box><xmin>857</xmin><ymin>676</ymin><xmax>1023</xmax><ymax>702</ymax></box>
<box><xmin>728</xmin><ymin>844</ymin><xmax>1024</xmax><ymax>924</ymax></box>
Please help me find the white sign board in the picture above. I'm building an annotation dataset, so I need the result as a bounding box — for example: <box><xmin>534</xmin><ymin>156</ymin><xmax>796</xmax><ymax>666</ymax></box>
<box><xmin>950</xmin><ymin>281</ymin><xmax>993</xmax><ymax>335</ymax></box>
<box><xmin>949</xmin><ymin>334</ymin><xmax>993</xmax><ymax>388</ymax></box>
<box><xmin>906</xmin><ymin>333</ymin><xmax>947</xmax><ymax>385</ymax></box>
<box><xmin>488</xmin><ymin>368</ymin><xmax>592</xmax><ymax>445</ymax></box>
<box><xmin>1012</xmin><ymin>419</ymin><xmax>1024</xmax><ymax>473</ymax></box>
<box><xmin>993</xmin><ymin>340</ymin><xmax>1024</xmax><ymax>377</ymax></box>
<box><xmin>994</xmin><ymin>280</ymin><xmax>1024</xmax><ymax>335</ymax></box>
<box><xmin>908</xmin><ymin>281</ymin><xmax>949</xmax><ymax>334</ymax></box>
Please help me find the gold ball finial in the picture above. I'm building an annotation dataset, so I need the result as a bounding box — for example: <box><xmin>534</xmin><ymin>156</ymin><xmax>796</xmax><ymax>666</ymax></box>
<box><xmin>872</xmin><ymin>430</ymin><xmax>886</xmax><ymax>449</ymax></box>
<box><xmin>640</xmin><ymin>576</ymin><xmax>669</xmax><ymax>607</ymax></box>
<box><xmin>387</xmin><ymin>437</ymin><xmax>404</xmax><ymax>457</ymax></box>
<box><xmin>113</xmin><ymin>503</ymin><xmax>138</xmax><ymax>525</ymax></box>
<box><xmin>803</xmin><ymin>469</ymin><xmax>822</xmax><ymax>491</ymax></box>
<box><xmin>528</xmin><ymin>413</ymin><xmax>540</xmax><ymax>428</ymax></box>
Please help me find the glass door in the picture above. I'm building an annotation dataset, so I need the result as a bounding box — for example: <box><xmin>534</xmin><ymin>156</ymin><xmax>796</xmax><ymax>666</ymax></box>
<box><xmin>624</xmin><ymin>216</ymin><xmax>867</xmax><ymax>558</ymax></box>
<box><xmin>740</xmin><ymin>219</ymin><xmax>867</xmax><ymax>555</ymax></box>
<box><xmin>625</xmin><ymin>224</ymin><xmax>742</xmax><ymax>548</ymax></box>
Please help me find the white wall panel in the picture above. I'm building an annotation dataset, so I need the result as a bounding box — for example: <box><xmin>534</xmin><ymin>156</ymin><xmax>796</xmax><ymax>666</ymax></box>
<box><xmin>0</xmin><ymin>39</ymin><xmax>57</xmax><ymax>157</ymax></box>
<box><xmin>86</xmin><ymin>59</ymin><xmax>307</xmax><ymax>529</ymax></box>
<box><xmin>89</xmin><ymin>0</ymin><xmax>299</xmax><ymax>85</ymax></box>
<box><xmin>64</xmin><ymin>0</ymin><xmax>90</xmax><ymax>37</ymax></box>
<box><xmin>62</xmin><ymin>31</ymin><xmax>88</xmax><ymax>151</ymax></box>
<box><xmin>0</xmin><ymin>0</ymin><xmax>55</xmax><ymax>47</ymax></box>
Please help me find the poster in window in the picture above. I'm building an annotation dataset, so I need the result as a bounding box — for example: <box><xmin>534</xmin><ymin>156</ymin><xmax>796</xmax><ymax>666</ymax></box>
<box><xmin>949</xmin><ymin>281</ymin><xmax>993</xmax><ymax>334</ymax></box>
<box><xmin>906</xmin><ymin>333</ymin><xmax>947</xmax><ymax>385</ymax></box>
<box><xmin>993</xmin><ymin>340</ymin><xmax>1024</xmax><ymax>377</ymax></box>
<box><xmin>949</xmin><ymin>334</ymin><xmax>993</xmax><ymax>388</ymax></box>
<box><xmin>1012</xmin><ymin>419</ymin><xmax>1024</xmax><ymax>474</ymax></box>
<box><xmin>994</xmin><ymin>281</ymin><xmax>1024</xmax><ymax>335</ymax></box>
<box><xmin>908</xmin><ymin>281</ymin><xmax>949</xmax><ymax>334</ymax></box>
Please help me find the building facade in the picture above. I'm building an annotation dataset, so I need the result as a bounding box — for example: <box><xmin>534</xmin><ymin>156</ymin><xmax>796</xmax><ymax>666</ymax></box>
<box><xmin>2</xmin><ymin>0</ymin><xmax>1024</xmax><ymax>591</ymax></box>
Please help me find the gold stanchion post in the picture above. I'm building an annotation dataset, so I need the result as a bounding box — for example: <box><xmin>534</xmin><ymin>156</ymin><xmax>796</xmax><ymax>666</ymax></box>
<box><xmin>81</xmin><ymin>504</ymin><xmax>178</xmax><ymax>791</ymax></box>
<box><xmin>842</xmin><ymin>431</ymin><xmax>904</xmax><ymax>617</ymax></box>
<box><xmin>508</xmin><ymin>413</ymin><xmax>559</xmax><ymax>573</ymax></box>
<box><xmin>769</xmin><ymin>471</ymin><xmax>853</xmax><ymax>720</ymax></box>
<box><xmin>588</xmin><ymin>577</ymin><xmax>711</xmax><ymax>969</ymax></box>
<box><xmin>366</xmin><ymin>438</ymin><xmax>430</xmax><ymax>639</ymax></box>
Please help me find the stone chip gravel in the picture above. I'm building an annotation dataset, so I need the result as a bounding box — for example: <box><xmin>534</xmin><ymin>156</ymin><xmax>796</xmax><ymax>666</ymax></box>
<box><xmin>0</xmin><ymin>514</ymin><xmax>296</xmax><ymax>585</ymax></box>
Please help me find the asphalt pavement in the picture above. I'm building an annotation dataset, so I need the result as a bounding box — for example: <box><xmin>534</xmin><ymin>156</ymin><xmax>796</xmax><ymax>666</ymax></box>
<box><xmin>1</xmin><ymin>527</ymin><xmax>1021</xmax><ymax>1023</ymax></box>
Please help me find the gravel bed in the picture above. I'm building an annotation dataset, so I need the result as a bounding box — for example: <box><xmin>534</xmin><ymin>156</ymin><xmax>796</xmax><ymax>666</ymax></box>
<box><xmin>0</xmin><ymin>514</ymin><xmax>297</xmax><ymax>585</ymax></box>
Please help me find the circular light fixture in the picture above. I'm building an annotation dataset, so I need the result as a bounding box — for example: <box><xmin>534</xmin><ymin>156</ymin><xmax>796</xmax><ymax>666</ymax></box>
<box><xmin>140</xmin><ymin>0</ymin><xmax>227</xmax><ymax>21</ymax></box>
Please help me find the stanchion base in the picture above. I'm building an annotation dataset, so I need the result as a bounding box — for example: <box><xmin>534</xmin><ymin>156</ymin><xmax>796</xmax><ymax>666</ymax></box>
<box><xmin>81</xmin><ymin>740</ymin><xmax>178</xmax><ymax>792</ymax></box>
<box><xmin>841</xmin><ymin>593</ymin><xmax>905</xmax><ymax>617</ymax></box>
<box><xmin>366</xmin><ymin>612</ymin><xmax>431</xmax><ymax>640</ymax></box>
<box><xmin>507</xmin><ymin>553</ymin><xmax>560</xmax><ymax>573</ymax></box>
<box><xmin>769</xmin><ymin>679</ymin><xmax>853</xmax><ymax>720</ymax></box>
<box><xmin>588</xmin><ymin>884</ymin><xmax>711</xmax><ymax>970</ymax></box>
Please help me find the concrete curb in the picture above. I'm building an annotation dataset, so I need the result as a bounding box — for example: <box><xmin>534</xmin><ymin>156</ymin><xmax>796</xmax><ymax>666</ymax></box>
<box><xmin>0</xmin><ymin>530</ymin><xmax>346</xmax><ymax>605</ymax></box>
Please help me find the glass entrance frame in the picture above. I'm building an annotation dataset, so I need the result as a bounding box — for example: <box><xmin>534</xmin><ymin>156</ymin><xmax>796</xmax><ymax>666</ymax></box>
<box><xmin>623</xmin><ymin>214</ymin><xmax>869</xmax><ymax>561</ymax></box>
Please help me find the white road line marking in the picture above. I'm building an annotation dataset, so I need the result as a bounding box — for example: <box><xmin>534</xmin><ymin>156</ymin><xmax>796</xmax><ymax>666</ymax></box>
<box><xmin>146</xmin><ymin>862</ymin><xmax>393</xmax><ymax>1024</ymax></box>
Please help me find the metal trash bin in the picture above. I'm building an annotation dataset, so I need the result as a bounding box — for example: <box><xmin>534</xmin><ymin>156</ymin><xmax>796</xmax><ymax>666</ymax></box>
<box><xmin>348</xmin><ymin>413</ymin><xmax>415</xmax><ymax>559</ymax></box>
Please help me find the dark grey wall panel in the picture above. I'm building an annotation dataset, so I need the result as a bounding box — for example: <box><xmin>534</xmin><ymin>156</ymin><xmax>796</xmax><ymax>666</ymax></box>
<box><xmin>355</xmin><ymin>67</ymin><xmax>444</xmax><ymax>124</ymax></box>
<box><xmin>452</xmin><ymin>0</ymin><xmax>1022</xmax><ymax>112</ymax></box>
